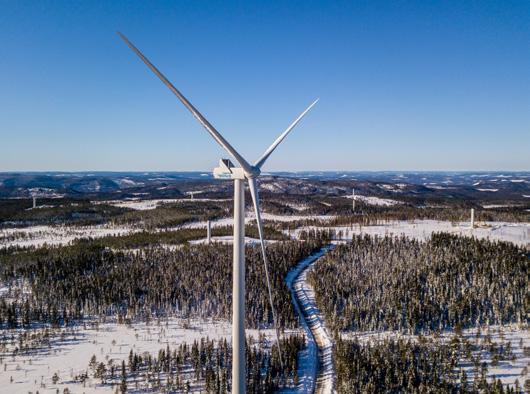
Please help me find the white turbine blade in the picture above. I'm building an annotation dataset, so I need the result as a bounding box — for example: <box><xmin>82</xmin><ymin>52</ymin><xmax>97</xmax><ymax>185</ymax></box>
<box><xmin>254</xmin><ymin>99</ymin><xmax>319</xmax><ymax>169</ymax></box>
<box><xmin>117</xmin><ymin>32</ymin><xmax>252</xmax><ymax>173</ymax></box>
<box><xmin>248</xmin><ymin>178</ymin><xmax>284</xmax><ymax>368</ymax></box>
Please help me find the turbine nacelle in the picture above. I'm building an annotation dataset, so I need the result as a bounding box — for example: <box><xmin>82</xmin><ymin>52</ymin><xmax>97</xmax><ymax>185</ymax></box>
<box><xmin>213</xmin><ymin>159</ymin><xmax>260</xmax><ymax>180</ymax></box>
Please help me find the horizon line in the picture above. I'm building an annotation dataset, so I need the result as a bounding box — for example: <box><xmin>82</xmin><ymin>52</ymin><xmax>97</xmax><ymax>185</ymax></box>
<box><xmin>1</xmin><ymin>169</ymin><xmax>529</xmax><ymax>174</ymax></box>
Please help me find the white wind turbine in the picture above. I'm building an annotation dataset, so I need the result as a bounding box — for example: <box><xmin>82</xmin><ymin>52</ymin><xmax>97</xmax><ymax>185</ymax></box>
<box><xmin>118</xmin><ymin>32</ymin><xmax>318</xmax><ymax>394</ymax></box>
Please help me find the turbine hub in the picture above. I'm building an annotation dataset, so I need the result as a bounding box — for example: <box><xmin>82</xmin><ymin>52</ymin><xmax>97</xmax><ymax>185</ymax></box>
<box><xmin>246</xmin><ymin>166</ymin><xmax>261</xmax><ymax>179</ymax></box>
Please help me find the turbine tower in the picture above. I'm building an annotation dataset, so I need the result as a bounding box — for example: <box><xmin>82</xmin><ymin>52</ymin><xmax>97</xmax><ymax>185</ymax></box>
<box><xmin>118</xmin><ymin>32</ymin><xmax>318</xmax><ymax>394</ymax></box>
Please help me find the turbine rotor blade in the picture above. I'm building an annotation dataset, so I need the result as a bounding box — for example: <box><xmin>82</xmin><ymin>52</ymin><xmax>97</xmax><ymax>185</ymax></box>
<box><xmin>248</xmin><ymin>178</ymin><xmax>284</xmax><ymax>368</ymax></box>
<box><xmin>117</xmin><ymin>32</ymin><xmax>252</xmax><ymax>173</ymax></box>
<box><xmin>254</xmin><ymin>99</ymin><xmax>319</xmax><ymax>169</ymax></box>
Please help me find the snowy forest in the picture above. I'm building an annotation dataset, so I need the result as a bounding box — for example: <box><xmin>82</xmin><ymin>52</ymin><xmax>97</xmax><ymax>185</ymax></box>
<box><xmin>334</xmin><ymin>334</ymin><xmax>527</xmax><ymax>393</ymax></box>
<box><xmin>0</xmin><ymin>238</ymin><xmax>327</xmax><ymax>330</ymax></box>
<box><xmin>309</xmin><ymin>233</ymin><xmax>528</xmax><ymax>333</ymax></box>
<box><xmin>78</xmin><ymin>334</ymin><xmax>304</xmax><ymax>393</ymax></box>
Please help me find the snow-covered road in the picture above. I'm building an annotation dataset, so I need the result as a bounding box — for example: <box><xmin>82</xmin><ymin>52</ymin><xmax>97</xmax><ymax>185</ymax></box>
<box><xmin>285</xmin><ymin>246</ymin><xmax>336</xmax><ymax>394</ymax></box>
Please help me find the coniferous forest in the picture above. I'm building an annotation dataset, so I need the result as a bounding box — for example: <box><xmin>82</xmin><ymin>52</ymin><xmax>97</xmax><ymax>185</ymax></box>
<box><xmin>308</xmin><ymin>232</ymin><xmax>528</xmax><ymax>393</ymax></box>
<box><xmin>0</xmin><ymin>238</ymin><xmax>326</xmax><ymax>329</ymax></box>
<box><xmin>81</xmin><ymin>334</ymin><xmax>304</xmax><ymax>393</ymax></box>
<box><xmin>334</xmin><ymin>334</ymin><xmax>525</xmax><ymax>393</ymax></box>
<box><xmin>309</xmin><ymin>233</ymin><xmax>528</xmax><ymax>333</ymax></box>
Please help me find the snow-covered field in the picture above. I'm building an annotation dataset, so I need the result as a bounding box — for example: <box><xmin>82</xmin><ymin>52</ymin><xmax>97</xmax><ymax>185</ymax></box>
<box><xmin>0</xmin><ymin>224</ymin><xmax>138</xmax><ymax>249</ymax></box>
<box><xmin>0</xmin><ymin>318</ymin><xmax>281</xmax><ymax>393</ymax></box>
<box><xmin>344</xmin><ymin>194</ymin><xmax>402</xmax><ymax>206</ymax></box>
<box><xmin>293</xmin><ymin>220</ymin><xmax>530</xmax><ymax>247</ymax></box>
<box><xmin>97</xmin><ymin>198</ymin><xmax>229</xmax><ymax>211</ymax></box>
<box><xmin>482</xmin><ymin>204</ymin><xmax>524</xmax><ymax>209</ymax></box>
<box><xmin>182</xmin><ymin>212</ymin><xmax>336</xmax><ymax>230</ymax></box>
<box><xmin>189</xmin><ymin>235</ymin><xmax>276</xmax><ymax>245</ymax></box>
<box><xmin>0</xmin><ymin>209</ymin><xmax>336</xmax><ymax>250</ymax></box>
<box><xmin>0</xmin><ymin>224</ymin><xmax>139</xmax><ymax>249</ymax></box>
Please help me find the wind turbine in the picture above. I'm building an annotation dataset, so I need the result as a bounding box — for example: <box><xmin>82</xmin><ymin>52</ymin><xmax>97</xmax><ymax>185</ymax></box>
<box><xmin>118</xmin><ymin>32</ymin><xmax>318</xmax><ymax>393</ymax></box>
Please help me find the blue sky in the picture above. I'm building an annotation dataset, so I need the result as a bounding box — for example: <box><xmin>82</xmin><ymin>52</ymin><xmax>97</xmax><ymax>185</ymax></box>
<box><xmin>0</xmin><ymin>1</ymin><xmax>528</xmax><ymax>171</ymax></box>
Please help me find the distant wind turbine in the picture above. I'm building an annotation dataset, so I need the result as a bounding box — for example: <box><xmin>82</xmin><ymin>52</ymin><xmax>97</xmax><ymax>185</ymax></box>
<box><xmin>118</xmin><ymin>32</ymin><xmax>318</xmax><ymax>394</ymax></box>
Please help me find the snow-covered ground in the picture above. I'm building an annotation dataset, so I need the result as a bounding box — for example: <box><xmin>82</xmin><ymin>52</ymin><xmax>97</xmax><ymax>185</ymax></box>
<box><xmin>283</xmin><ymin>202</ymin><xmax>310</xmax><ymax>212</ymax></box>
<box><xmin>98</xmin><ymin>198</ymin><xmax>181</xmax><ymax>210</ymax></box>
<box><xmin>344</xmin><ymin>194</ymin><xmax>402</xmax><ymax>207</ymax></box>
<box><xmin>0</xmin><ymin>318</ymin><xmax>280</xmax><ymax>393</ymax></box>
<box><xmin>482</xmin><ymin>204</ymin><xmax>524</xmax><ymax>209</ymax></box>
<box><xmin>293</xmin><ymin>220</ymin><xmax>530</xmax><ymax>247</ymax></box>
<box><xmin>182</xmin><ymin>212</ymin><xmax>336</xmax><ymax>230</ymax></box>
<box><xmin>97</xmin><ymin>198</ymin><xmax>229</xmax><ymax>211</ymax></box>
<box><xmin>189</xmin><ymin>235</ymin><xmax>277</xmax><ymax>245</ymax></box>
<box><xmin>341</xmin><ymin>324</ymin><xmax>529</xmax><ymax>387</ymax></box>
<box><xmin>284</xmin><ymin>247</ymin><xmax>336</xmax><ymax>394</ymax></box>
<box><xmin>0</xmin><ymin>210</ymin><xmax>336</xmax><ymax>250</ymax></box>
<box><xmin>0</xmin><ymin>224</ymin><xmax>139</xmax><ymax>249</ymax></box>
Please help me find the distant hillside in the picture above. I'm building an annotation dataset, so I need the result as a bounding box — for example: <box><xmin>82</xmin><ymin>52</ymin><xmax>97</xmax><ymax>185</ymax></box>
<box><xmin>0</xmin><ymin>171</ymin><xmax>528</xmax><ymax>202</ymax></box>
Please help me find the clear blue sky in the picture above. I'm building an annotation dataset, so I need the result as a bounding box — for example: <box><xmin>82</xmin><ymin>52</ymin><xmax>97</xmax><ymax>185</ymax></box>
<box><xmin>1</xmin><ymin>1</ymin><xmax>528</xmax><ymax>171</ymax></box>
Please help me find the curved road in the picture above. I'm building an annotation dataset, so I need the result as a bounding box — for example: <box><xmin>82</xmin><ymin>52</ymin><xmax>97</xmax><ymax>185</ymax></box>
<box><xmin>284</xmin><ymin>246</ymin><xmax>336</xmax><ymax>394</ymax></box>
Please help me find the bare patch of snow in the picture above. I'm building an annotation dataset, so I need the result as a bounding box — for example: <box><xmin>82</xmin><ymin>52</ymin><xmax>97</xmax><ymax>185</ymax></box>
<box><xmin>0</xmin><ymin>224</ymin><xmax>138</xmax><ymax>249</ymax></box>
<box><xmin>345</xmin><ymin>194</ymin><xmax>402</xmax><ymax>207</ymax></box>
<box><xmin>0</xmin><ymin>318</ymin><xmax>286</xmax><ymax>393</ymax></box>
<box><xmin>293</xmin><ymin>220</ymin><xmax>530</xmax><ymax>247</ymax></box>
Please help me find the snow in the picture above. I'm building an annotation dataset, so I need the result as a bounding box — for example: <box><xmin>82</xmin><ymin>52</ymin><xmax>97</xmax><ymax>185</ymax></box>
<box><xmin>182</xmin><ymin>213</ymin><xmax>336</xmax><ymax>230</ymax></box>
<box><xmin>0</xmin><ymin>318</ymin><xmax>281</xmax><ymax>393</ymax></box>
<box><xmin>292</xmin><ymin>220</ymin><xmax>530</xmax><ymax>247</ymax></box>
<box><xmin>260</xmin><ymin>182</ymin><xmax>284</xmax><ymax>192</ymax></box>
<box><xmin>189</xmin><ymin>236</ymin><xmax>277</xmax><ymax>245</ymax></box>
<box><xmin>284</xmin><ymin>202</ymin><xmax>310</xmax><ymax>212</ymax></box>
<box><xmin>482</xmin><ymin>204</ymin><xmax>522</xmax><ymax>209</ymax></box>
<box><xmin>0</xmin><ymin>210</ymin><xmax>336</xmax><ymax>250</ymax></box>
<box><xmin>426</xmin><ymin>185</ymin><xmax>455</xmax><ymax>190</ymax></box>
<box><xmin>476</xmin><ymin>188</ymin><xmax>499</xmax><ymax>192</ymax></box>
<box><xmin>27</xmin><ymin>188</ymin><xmax>65</xmax><ymax>199</ymax></box>
<box><xmin>0</xmin><ymin>224</ymin><xmax>138</xmax><ymax>249</ymax></box>
<box><xmin>97</xmin><ymin>198</ymin><xmax>228</xmax><ymax>211</ymax></box>
<box><xmin>114</xmin><ymin>178</ymin><xmax>145</xmax><ymax>188</ymax></box>
<box><xmin>345</xmin><ymin>194</ymin><xmax>402</xmax><ymax>206</ymax></box>
<box><xmin>261</xmin><ymin>212</ymin><xmax>336</xmax><ymax>223</ymax></box>
<box><xmin>98</xmin><ymin>198</ymin><xmax>181</xmax><ymax>210</ymax></box>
